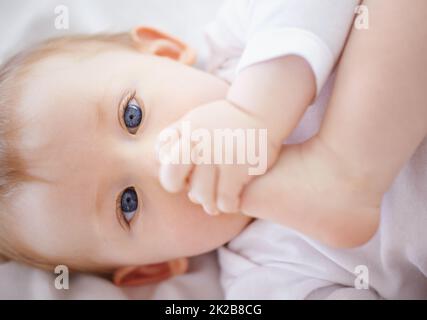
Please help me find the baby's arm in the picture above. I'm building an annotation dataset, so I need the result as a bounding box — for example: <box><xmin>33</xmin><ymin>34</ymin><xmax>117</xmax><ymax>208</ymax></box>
<box><xmin>209</xmin><ymin>0</ymin><xmax>362</xmax><ymax>149</ymax></box>
<box><xmin>227</xmin><ymin>55</ymin><xmax>315</xmax><ymax>148</ymax></box>
<box><xmin>241</xmin><ymin>0</ymin><xmax>427</xmax><ymax>248</ymax></box>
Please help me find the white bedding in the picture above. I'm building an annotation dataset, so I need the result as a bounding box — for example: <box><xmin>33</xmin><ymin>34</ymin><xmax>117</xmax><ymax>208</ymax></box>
<box><xmin>0</xmin><ymin>0</ymin><xmax>225</xmax><ymax>300</ymax></box>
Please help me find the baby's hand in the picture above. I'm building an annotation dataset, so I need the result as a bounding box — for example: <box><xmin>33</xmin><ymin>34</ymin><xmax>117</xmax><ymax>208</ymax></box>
<box><xmin>156</xmin><ymin>99</ymin><xmax>281</xmax><ymax>215</ymax></box>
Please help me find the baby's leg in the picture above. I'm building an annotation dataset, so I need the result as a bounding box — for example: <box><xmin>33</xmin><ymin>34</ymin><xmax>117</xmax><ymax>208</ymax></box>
<box><xmin>319</xmin><ymin>0</ymin><xmax>427</xmax><ymax>197</ymax></box>
<box><xmin>240</xmin><ymin>0</ymin><xmax>427</xmax><ymax>248</ymax></box>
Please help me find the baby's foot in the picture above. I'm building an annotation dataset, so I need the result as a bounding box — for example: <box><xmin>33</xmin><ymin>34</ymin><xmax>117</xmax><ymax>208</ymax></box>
<box><xmin>241</xmin><ymin>136</ymin><xmax>382</xmax><ymax>248</ymax></box>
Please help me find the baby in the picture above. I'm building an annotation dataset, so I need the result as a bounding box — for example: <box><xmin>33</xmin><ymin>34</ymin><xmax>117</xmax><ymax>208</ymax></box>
<box><xmin>0</xmin><ymin>27</ymin><xmax>254</xmax><ymax>284</ymax></box>
<box><xmin>0</xmin><ymin>0</ymin><xmax>367</xmax><ymax>285</ymax></box>
<box><xmin>0</xmin><ymin>0</ymin><xmax>364</xmax><ymax>286</ymax></box>
<box><xmin>1</xmin><ymin>0</ymin><xmax>426</xmax><ymax>299</ymax></box>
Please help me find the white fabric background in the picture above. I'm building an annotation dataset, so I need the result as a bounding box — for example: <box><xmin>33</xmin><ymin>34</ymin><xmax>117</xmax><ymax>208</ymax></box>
<box><xmin>0</xmin><ymin>0</ymin><xmax>223</xmax><ymax>66</ymax></box>
<box><xmin>0</xmin><ymin>0</ymin><xmax>225</xmax><ymax>300</ymax></box>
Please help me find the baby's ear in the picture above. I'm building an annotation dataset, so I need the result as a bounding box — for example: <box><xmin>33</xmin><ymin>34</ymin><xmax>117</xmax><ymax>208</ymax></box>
<box><xmin>130</xmin><ymin>26</ymin><xmax>196</xmax><ymax>65</ymax></box>
<box><xmin>112</xmin><ymin>257</ymin><xmax>188</xmax><ymax>287</ymax></box>
<box><xmin>0</xmin><ymin>254</ymin><xmax>9</xmax><ymax>263</ymax></box>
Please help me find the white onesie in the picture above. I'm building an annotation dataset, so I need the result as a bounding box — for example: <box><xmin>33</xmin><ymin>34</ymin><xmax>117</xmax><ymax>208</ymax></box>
<box><xmin>204</xmin><ymin>0</ymin><xmax>427</xmax><ymax>299</ymax></box>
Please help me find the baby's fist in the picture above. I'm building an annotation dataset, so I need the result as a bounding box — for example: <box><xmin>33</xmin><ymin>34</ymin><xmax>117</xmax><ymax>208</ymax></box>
<box><xmin>156</xmin><ymin>99</ymin><xmax>280</xmax><ymax>214</ymax></box>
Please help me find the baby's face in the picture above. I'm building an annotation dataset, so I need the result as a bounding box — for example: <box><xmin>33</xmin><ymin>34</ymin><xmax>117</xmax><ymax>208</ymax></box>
<box><xmin>12</xmin><ymin>46</ymin><xmax>250</xmax><ymax>269</ymax></box>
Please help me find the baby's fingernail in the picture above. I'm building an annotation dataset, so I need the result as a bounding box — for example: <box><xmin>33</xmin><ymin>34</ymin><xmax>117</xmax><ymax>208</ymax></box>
<box><xmin>188</xmin><ymin>192</ymin><xmax>199</xmax><ymax>204</ymax></box>
<box><xmin>217</xmin><ymin>199</ymin><xmax>227</xmax><ymax>213</ymax></box>
<box><xmin>203</xmin><ymin>204</ymin><xmax>219</xmax><ymax>216</ymax></box>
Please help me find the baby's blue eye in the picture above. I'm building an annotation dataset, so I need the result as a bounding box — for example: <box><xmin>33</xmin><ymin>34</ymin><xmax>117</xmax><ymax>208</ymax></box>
<box><xmin>120</xmin><ymin>187</ymin><xmax>138</xmax><ymax>223</ymax></box>
<box><xmin>123</xmin><ymin>99</ymin><xmax>143</xmax><ymax>132</ymax></box>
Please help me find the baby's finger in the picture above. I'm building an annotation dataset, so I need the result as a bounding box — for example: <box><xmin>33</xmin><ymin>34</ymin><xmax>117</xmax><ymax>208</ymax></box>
<box><xmin>188</xmin><ymin>165</ymin><xmax>218</xmax><ymax>215</ymax></box>
<box><xmin>159</xmin><ymin>140</ymin><xmax>193</xmax><ymax>193</ymax></box>
<box><xmin>216</xmin><ymin>166</ymin><xmax>249</xmax><ymax>213</ymax></box>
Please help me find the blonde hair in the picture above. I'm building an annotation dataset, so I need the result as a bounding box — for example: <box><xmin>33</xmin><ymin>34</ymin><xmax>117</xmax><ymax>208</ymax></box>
<box><xmin>0</xmin><ymin>33</ymin><xmax>135</xmax><ymax>273</ymax></box>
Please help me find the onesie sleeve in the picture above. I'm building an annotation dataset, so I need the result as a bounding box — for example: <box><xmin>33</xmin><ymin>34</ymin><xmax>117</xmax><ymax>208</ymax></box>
<box><xmin>203</xmin><ymin>0</ymin><xmax>252</xmax><ymax>82</ymax></box>
<box><xmin>206</xmin><ymin>0</ymin><xmax>360</xmax><ymax>95</ymax></box>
